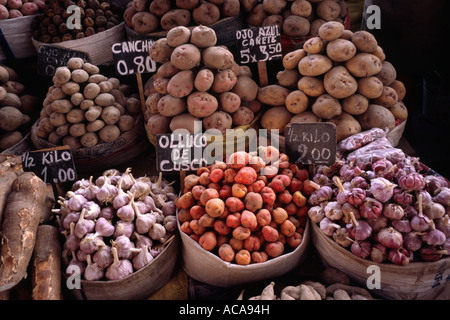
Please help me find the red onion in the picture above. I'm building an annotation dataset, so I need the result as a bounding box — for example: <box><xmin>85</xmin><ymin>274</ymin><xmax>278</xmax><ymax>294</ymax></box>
<box><xmin>388</xmin><ymin>248</ymin><xmax>410</xmax><ymax>266</ymax></box>
<box><xmin>359</xmin><ymin>197</ymin><xmax>383</xmax><ymax>220</ymax></box>
<box><xmin>369</xmin><ymin>177</ymin><xmax>396</xmax><ymax>203</ymax></box>
<box><xmin>382</xmin><ymin>203</ymin><xmax>405</xmax><ymax>220</ymax></box>
<box><xmin>105</xmin><ymin>247</ymin><xmax>133</xmax><ymax>280</ymax></box>
<box><xmin>350</xmin><ymin>240</ymin><xmax>372</xmax><ymax>259</ymax></box>
<box><xmin>403</xmin><ymin>232</ymin><xmax>422</xmax><ymax>251</ymax></box>
<box><xmin>377</xmin><ymin>227</ymin><xmax>403</xmax><ymax>249</ymax></box>
<box><xmin>398</xmin><ymin>172</ymin><xmax>426</xmax><ymax>191</ymax></box>
<box><xmin>370</xmin><ymin>243</ymin><xmax>387</xmax><ymax>263</ymax></box>
<box><xmin>84</xmin><ymin>254</ymin><xmax>104</xmax><ymax>281</ymax></box>
<box><xmin>421</xmin><ymin>221</ymin><xmax>446</xmax><ymax>246</ymax></box>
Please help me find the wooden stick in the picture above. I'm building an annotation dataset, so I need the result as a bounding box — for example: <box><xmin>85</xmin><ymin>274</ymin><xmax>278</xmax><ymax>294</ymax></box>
<box><xmin>136</xmin><ymin>73</ymin><xmax>147</xmax><ymax>115</ymax></box>
<box><xmin>257</xmin><ymin>61</ymin><xmax>268</xmax><ymax>87</ymax></box>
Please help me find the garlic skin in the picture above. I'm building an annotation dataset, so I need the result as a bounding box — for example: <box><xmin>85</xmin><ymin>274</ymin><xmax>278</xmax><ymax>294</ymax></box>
<box><xmin>376</xmin><ymin>227</ymin><xmax>403</xmax><ymax>249</ymax></box>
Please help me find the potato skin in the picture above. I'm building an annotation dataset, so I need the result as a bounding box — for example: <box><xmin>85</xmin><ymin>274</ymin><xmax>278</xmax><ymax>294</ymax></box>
<box><xmin>171</xmin><ymin>43</ymin><xmax>201</xmax><ymax>70</ymax></box>
<box><xmin>167</xmin><ymin>70</ymin><xmax>195</xmax><ymax>98</ymax></box>
<box><xmin>157</xmin><ymin>94</ymin><xmax>187</xmax><ymax>117</ymax></box>
<box><xmin>357</xmin><ymin>104</ymin><xmax>396</xmax><ymax>131</ymax></box>
<box><xmin>170</xmin><ymin>112</ymin><xmax>201</xmax><ymax>134</ymax></box>
<box><xmin>131</xmin><ymin>12</ymin><xmax>159</xmax><ymax>34</ymax></box>
<box><xmin>297</xmin><ymin>76</ymin><xmax>325</xmax><ymax>97</ymax></box>
<box><xmin>341</xmin><ymin>94</ymin><xmax>369</xmax><ymax>116</ymax></box>
<box><xmin>311</xmin><ymin>94</ymin><xmax>342</xmax><ymax>119</ymax></box>
<box><xmin>257</xmin><ymin>84</ymin><xmax>290</xmax><ymax>107</ymax></box>
<box><xmin>318</xmin><ymin>21</ymin><xmax>344</xmax><ymax>41</ymax></box>
<box><xmin>282</xmin><ymin>15</ymin><xmax>310</xmax><ymax>37</ymax></box>
<box><xmin>357</xmin><ymin>76</ymin><xmax>384</xmax><ymax>99</ymax></box>
<box><xmin>327</xmin><ymin>112</ymin><xmax>362</xmax><ymax>142</ymax></box>
<box><xmin>166</xmin><ymin>26</ymin><xmax>191</xmax><ymax>47</ymax></box>
<box><xmin>345</xmin><ymin>53</ymin><xmax>382</xmax><ymax>78</ymax></box>
<box><xmin>298</xmin><ymin>54</ymin><xmax>332</xmax><ymax>76</ymax></box>
<box><xmin>351</xmin><ymin>30</ymin><xmax>378</xmax><ymax>53</ymax></box>
<box><xmin>326</xmin><ymin>39</ymin><xmax>356</xmax><ymax>62</ymax></box>
<box><xmin>187</xmin><ymin>91</ymin><xmax>218</xmax><ymax>117</ymax></box>
<box><xmin>194</xmin><ymin>68</ymin><xmax>214</xmax><ymax>92</ymax></box>
<box><xmin>190</xmin><ymin>25</ymin><xmax>217</xmax><ymax>48</ymax></box>
<box><xmin>232</xmin><ymin>75</ymin><xmax>259</xmax><ymax>102</ymax></box>
<box><xmin>202</xmin><ymin>46</ymin><xmax>235</xmax><ymax>70</ymax></box>
<box><xmin>323</xmin><ymin>66</ymin><xmax>358</xmax><ymax>99</ymax></box>
<box><xmin>192</xmin><ymin>1</ymin><xmax>220</xmax><ymax>25</ymax></box>
<box><xmin>232</xmin><ymin>107</ymin><xmax>254</xmax><ymax>126</ymax></box>
<box><xmin>160</xmin><ymin>9</ymin><xmax>191</xmax><ymax>31</ymax></box>
<box><xmin>203</xmin><ymin>111</ymin><xmax>232</xmax><ymax>134</ymax></box>
<box><xmin>285</xmin><ymin>90</ymin><xmax>309</xmax><ymax>114</ymax></box>
<box><xmin>260</xmin><ymin>106</ymin><xmax>293</xmax><ymax>134</ymax></box>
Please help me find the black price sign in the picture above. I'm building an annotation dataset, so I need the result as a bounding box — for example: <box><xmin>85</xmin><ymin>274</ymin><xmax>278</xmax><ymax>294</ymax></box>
<box><xmin>285</xmin><ymin>123</ymin><xmax>337</xmax><ymax>166</ymax></box>
<box><xmin>156</xmin><ymin>133</ymin><xmax>207</xmax><ymax>172</ymax></box>
<box><xmin>112</xmin><ymin>38</ymin><xmax>157</xmax><ymax>76</ymax></box>
<box><xmin>22</xmin><ymin>146</ymin><xmax>77</xmax><ymax>184</ymax></box>
<box><xmin>38</xmin><ymin>46</ymin><xmax>88</xmax><ymax>76</ymax></box>
<box><xmin>235</xmin><ymin>25</ymin><xmax>282</xmax><ymax>64</ymax></box>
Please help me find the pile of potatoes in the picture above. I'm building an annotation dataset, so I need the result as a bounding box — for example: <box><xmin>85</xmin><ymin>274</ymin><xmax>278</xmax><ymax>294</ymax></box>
<box><xmin>244</xmin><ymin>0</ymin><xmax>348</xmax><ymax>38</ymax></box>
<box><xmin>34</xmin><ymin>57</ymin><xmax>141</xmax><ymax>149</ymax></box>
<box><xmin>0</xmin><ymin>65</ymin><xmax>40</xmax><ymax>151</ymax></box>
<box><xmin>31</xmin><ymin>0</ymin><xmax>123</xmax><ymax>43</ymax></box>
<box><xmin>124</xmin><ymin>0</ymin><xmax>240</xmax><ymax>35</ymax></box>
<box><xmin>258</xmin><ymin>22</ymin><xmax>409</xmax><ymax>142</ymax></box>
<box><xmin>239</xmin><ymin>267</ymin><xmax>379</xmax><ymax>300</ymax></box>
<box><xmin>145</xmin><ymin>25</ymin><xmax>261</xmax><ymax>135</ymax></box>
<box><xmin>0</xmin><ymin>0</ymin><xmax>45</xmax><ymax>19</ymax></box>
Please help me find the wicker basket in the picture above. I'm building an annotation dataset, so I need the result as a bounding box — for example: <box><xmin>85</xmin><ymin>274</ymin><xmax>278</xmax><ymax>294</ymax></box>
<box><xmin>311</xmin><ymin>222</ymin><xmax>450</xmax><ymax>300</ymax></box>
<box><xmin>0</xmin><ymin>15</ymin><xmax>37</xmax><ymax>61</ymax></box>
<box><xmin>31</xmin><ymin>22</ymin><xmax>126</xmax><ymax>66</ymax></box>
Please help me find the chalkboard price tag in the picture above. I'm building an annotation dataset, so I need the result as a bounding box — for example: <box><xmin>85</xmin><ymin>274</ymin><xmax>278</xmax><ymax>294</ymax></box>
<box><xmin>156</xmin><ymin>133</ymin><xmax>208</xmax><ymax>172</ymax></box>
<box><xmin>22</xmin><ymin>146</ymin><xmax>77</xmax><ymax>184</ymax></box>
<box><xmin>37</xmin><ymin>45</ymin><xmax>88</xmax><ymax>76</ymax></box>
<box><xmin>235</xmin><ymin>25</ymin><xmax>282</xmax><ymax>64</ymax></box>
<box><xmin>112</xmin><ymin>38</ymin><xmax>157</xmax><ymax>76</ymax></box>
<box><xmin>285</xmin><ymin>123</ymin><xmax>337</xmax><ymax>166</ymax></box>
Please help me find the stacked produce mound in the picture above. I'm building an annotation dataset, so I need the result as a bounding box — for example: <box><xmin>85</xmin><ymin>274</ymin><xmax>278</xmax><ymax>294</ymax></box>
<box><xmin>258</xmin><ymin>21</ymin><xmax>408</xmax><ymax>142</ymax></box>
<box><xmin>0</xmin><ymin>64</ymin><xmax>40</xmax><ymax>151</ymax></box>
<box><xmin>309</xmin><ymin>128</ymin><xmax>449</xmax><ymax>265</ymax></box>
<box><xmin>34</xmin><ymin>57</ymin><xmax>141</xmax><ymax>149</ymax></box>
<box><xmin>57</xmin><ymin>168</ymin><xmax>177</xmax><ymax>281</ymax></box>
<box><xmin>176</xmin><ymin>146</ymin><xmax>309</xmax><ymax>265</ymax></box>
<box><xmin>31</xmin><ymin>0</ymin><xmax>123</xmax><ymax>43</ymax></box>
<box><xmin>244</xmin><ymin>0</ymin><xmax>348</xmax><ymax>38</ymax></box>
<box><xmin>145</xmin><ymin>25</ymin><xmax>261</xmax><ymax>135</ymax></box>
<box><xmin>124</xmin><ymin>0</ymin><xmax>240</xmax><ymax>34</ymax></box>
<box><xmin>0</xmin><ymin>0</ymin><xmax>45</xmax><ymax>19</ymax></box>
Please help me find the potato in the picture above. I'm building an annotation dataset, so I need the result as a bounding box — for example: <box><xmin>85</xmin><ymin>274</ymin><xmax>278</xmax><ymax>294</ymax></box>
<box><xmin>157</xmin><ymin>94</ymin><xmax>187</xmax><ymax>117</ymax></box>
<box><xmin>375</xmin><ymin>61</ymin><xmax>397</xmax><ymax>86</ymax></box>
<box><xmin>351</xmin><ymin>30</ymin><xmax>378</xmax><ymax>53</ymax></box>
<box><xmin>171</xmin><ymin>43</ymin><xmax>201</xmax><ymax>70</ymax></box>
<box><xmin>167</xmin><ymin>70</ymin><xmax>195</xmax><ymax>98</ymax></box>
<box><xmin>282</xmin><ymin>48</ymin><xmax>306</xmax><ymax>70</ymax></box>
<box><xmin>69</xmin><ymin>123</ymin><xmax>87</xmax><ymax>137</ymax></box>
<box><xmin>317</xmin><ymin>0</ymin><xmax>341</xmax><ymax>21</ymax></box>
<box><xmin>245</xmin><ymin>100</ymin><xmax>262</xmax><ymax>114</ymax></box>
<box><xmin>357</xmin><ymin>104</ymin><xmax>396</xmax><ymax>131</ymax></box>
<box><xmin>0</xmin><ymin>131</ymin><xmax>22</xmax><ymax>149</ymax></box>
<box><xmin>192</xmin><ymin>1</ymin><xmax>219</xmax><ymax>25</ymax></box>
<box><xmin>176</xmin><ymin>0</ymin><xmax>199</xmax><ymax>10</ymax></box>
<box><xmin>345</xmin><ymin>53</ymin><xmax>382</xmax><ymax>77</ymax></box>
<box><xmin>117</xmin><ymin>115</ymin><xmax>134</xmax><ymax>132</ymax></box>
<box><xmin>341</xmin><ymin>94</ymin><xmax>369</xmax><ymax>115</ymax></box>
<box><xmin>85</xmin><ymin>105</ymin><xmax>102</xmax><ymax>122</ymax></box>
<box><xmin>132</xmin><ymin>0</ymin><xmax>149</xmax><ymax>12</ymax></box>
<box><xmin>194</xmin><ymin>68</ymin><xmax>214</xmax><ymax>92</ymax></box>
<box><xmin>80</xmin><ymin>132</ymin><xmax>99</xmax><ymax>147</ymax></box>
<box><xmin>303</xmin><ymin>37</ymin><xmax>324</xmax><ymax>54</ymax></box>
<box><xmin>83</xmin><ymin>83</ymin><xmax>101</xmax><ymax>100</ymax></box>
<box><xmin>156</xmin><ymin>61</ymin><xmax>180</xmax><ymax>78</ymax></box>
<box><xmin>298</xmin><ymin>54</ymin><xmax>332</xmax><ymax>76</ymax></box>
<box><xmin>222</xmin><ymin>0</ymin><xmax>240</xmax><ymax>17</ymax></box>
<box><xmin>170</xmin><ymin>112</ymin><xmax>201</xmax><ymax>134</ymax></box>
<box><xmin>372</xmin><ymin>86</ymin><xmax>398</xmax><ymax>107</ymax></box>
<box><xmin>357</xmin><ymin>76</ymin><xmax>384</xmax><ymax>99</ymax></box>
<box><xmin>261</xmin><ymin>106</ymin><xmax>293</xmax><ymax>134</ymax></box>
<box><xmin>99</xmin><ymin>124</ymin><xmax>121</xmax><ymax>142</ymax></box>
<box><xmin>153</xmin><ymin>77</ymin><xmax>170</xmax><ymax>95</ymax></box>
<box><xmin>290</xmin><ymin>111</ymin><xmax>322</xmax><ymax>123</ymax></box>
<box><xmin>187</xmin><ymin>91</ymin><xmax>218</xmax><ymax>118</ymax></box>
<box><xmin>149</xmin><ymin>0</ymin><xmax>171</xmax><ymax>16</ymax></box>
<box><xmin>49</xmin><ymin>111</ymin><xmax>67</xmax><ymax>127</ymax></box>
<box><xmin>262</xmin><ymin>15</ymin><xmax>283</xmax><ymax>32</ymax></box>
<box><xmin>276</xmin><ymin>69</ymin><xmax>299</xmax><ymax>89</ymax></box>
<box><xmin>326</xmin><ymin>112</ymin><xmax>361</xmax><ymax>142</ymax></box>
<box><xmin>66</xmin><ymin>108</ymin><xmax>85</xmax><ymax>124</ymax></box>
<box><xmin>125</xmin><ymin>97</ymin><xmax>141</xmax><ymax>114</ymax></box>
<box><xmin>232</xmin><ymin>75</ymin><xmax>259</xmax><ymax>102</ymax></box>
<box><xmin>212</xmin><ymin>69</ymin><xmax>237</xmax><ymax>93</ymax></box>
<box><xmin>150</xmin><ymin>38</ymin><xmax>174</xmax><ymax>64</ymax></box>
<box><xmin>247</xmin><ymin>4</ymin><xmax>267</xmax><ymax>27</ymax></box>
<box><xmin>62</xmin><ymin>136</ymin><xmax>82</xmax><ymax>149</ymax></box>
<box><xmin>318</xmin><ymin>21</ymin><xmax>344</xmax><ymax>41</ymax></box>
<box><xmin>98</xmin><ymin>81</ymin><xmax>114</xmax><ymax>93</ymax></box>
<box><xmin>282</xmin><ymin>15</ymin><xmax>310</xmax><ymax>37</ymax></box>
<box><xmin>219</xmin><ymin>91</ymin><xmax>241</xmax><ymax>113</ymax></box>
<box><xmin>71</xmin><ymin>69</ymin><xmax>89</xmax><ymax>83</ymax></box>
<box><xmin>80</xmin><ymin>99</ymin><xmax>95</xmax><ymax>111</ymax></box>
<box><xmin>326</xmin><ymin>39</ymin><xmax>356</xmax><ymax>62</ymax></box>
<box><xmin>389</xmin><ymin>101</ymin><xmax>408</xmax><ymax>121</ymax></box>
<box><xmin>2</xmin><ymin>81</ymin><xmax>24</xmax><ymax>95</ymax></box>
<box><xmin>53</xmin><ymin>67</ymin><xmax>71</xmax><ymax>85</ymax></box>
<box><xmin>166</xmin><ymin>26</ymin><xmax>191</xmax><ymax>47</ymax></box>
<box><xmin>297</xmin><ymin>76</ymin><xmax>325</xmax><ymax>98</ymax></box>
<box><xmin>0</xmin><ymin>4</ymin><xmax>8</xmax><ymax>19</ymax></box>
<box><xmin>285</xmin><ymin>90</ymin><xmax>309</xmax><ymax>114</ymax></box>
<box><xmin>0</xmin><ymin>86</ymin><xmax>6</xmax><ymax>102</ymax></box>
<box><xmin>324</xmin><ymin>66</ymin><xmax>358</xmax><ymax>99</ymax></box>
<box><xmin>70</xmin><ymin>93</ymin><xmax>84</xmax><ymax>106</ymax></box>
<box><xmin>51</xmin><ymin>99</ymin><xmax>73</xmax><ymax>113</ymax></box>
<box><xmin>291</xmin><ymin>0</ymin><xmax>312</xmax><ymax>17</ymax></box>
<box><xmin>8</xmin><ymin>9</ymin><xmax>22</xmax><ymax>18</ymax></box>
<box><xmin>0</xmin><ymin>92</ymin><xmax>21</xmax><ymax>109</ymax></box>
<box><xmin>88</xmin><ymin>74</ymin><xmax>108</xmax><ymax>84</ymax></box>
<box><xmin>95</xmin><ymin>93</ymin><xmax>115</xmax><ymax>107</ymax></box>
<box><xmin>0</xmin><ymin>106</ymin><xmax>22</xmax><ymax>131</ymax></box>
<box><xmin>232</xmin><ymin>107</ymin><xmax>254</xmax><ymax>126</ymax></box>
<box><xmin>262</xmin><ymin>0</ymin><xmax>286</xmax><ymax>14</ymax></box>
<box><xmin>190</xmin><ymin>25</ymin><xmax>217</xmax><ymax>48</ymax></box>
<box><xmin>257</xmin><ymin>84</ymin><xmax>290</xmax><ymax>106</ymax></box>
<box><xmin>311</xmin><ymin>94</ymin><xmax>342</xmax><ymax>119</ymax></box>
<box><xmin>161</xmin><ymin>9</ymin><xmax>191</xmax><ymax>31</ymax></box>
<box><xmin>202</xmin><ymin>46</ymin><xmax>234</xmax><ymax>70</ymax></box>
<box><xmin>20</xmin><ymin>2</ymin><xmax>38</xmax><ymax>15</ymax></box>
<box><xmin>101</xmin><ymin>106</ymin><xmax>121</xmax><ymax>125</ymax></box>
<box><xmin>83</xmin><ymin>63</ymin><xmax>99</xmax><ymax>75</ymax></box>
<box><xmin>389</xmin><ymin>80</ymin><xmax>406</xmax><ymax>100</ymax></box>
<box><xmin>123</xmin><ymin>6</ymin><xmax>136</xmax><ymax>27</ymax></box>
<box><xmin>372</xmin><ymin>46</ymin><xmax>386</xmax><ymax>62</ymax></box>
<box><xmin>131</xmin><ymin>12</ymin><xmax>159</xmax><ymax>34</ymax></box>
<box><xmin>203</xmin><ymin>111</ymin><xmax>232</xmax><ymax>134</ymax></box>
<box><xmin>87</xmin><ymin>119</ymin><xmax>105</xmax><ymax>132</ymax></box>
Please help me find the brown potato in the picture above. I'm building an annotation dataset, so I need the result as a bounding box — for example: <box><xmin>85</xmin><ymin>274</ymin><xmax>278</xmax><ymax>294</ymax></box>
<box><xmin>298</xmin><ymin>54</ymin><xmax>332</xmax><ymax>76</ymax></box>
<box><xmin>131</xmin><ymin>11</ymin><xmax>159</xmax><ymax>34</ymax></box>
<box><xmin>351</xmin><ymin>30</ymin><xmax>378</xmax><ymax>53</ymax></box>
<box><xmin>291</xmin><ymin>0</ymin><xmax>312</xmax><ymax>17</ymax></box>
<box><xmin>150</xmin><ymin>38</ymin><xmax>174</xmax><ymax>64</ymax></box>
<box><xmin>389</xmin><ymin>80</ymin><xmax>406</xmax><ymax>101</ymax></box>
<box><xmin>309</xmin><ymin>19</ymin><xmax>326</xmax><ymax>36</ymax></box>
<box><xmin>372</xmin><ymin>86</ymin><xmax>399</xmax><ymax>107</ymax></box>
<box><xmin>171</xmin><ymin>43</ymin><xmax>201</xmax><ymax>70</ymax></box>
<box><xmin>247</xmin><ymin>3</ymin><xmax>267</xmax><ymax>27</ymax></box>
<box><xmin>190</xmin><ymin>25</ymin><xmax>217</xmax><ymax>48</ymax></box>
<box><xmin>203</xmin><ymin>111</ymin><xmax>233</xmax><ymax>134</ymax></box>
<box><xmin>345</xmin><ymin>53</ymin><xmax>382</xmax><ymax>77</ymax></box>
<box><xmin>176</xmin><ymin>0</ymin><xmax>199</xmax><ymax>10</ymax></box>
<box><xmin>161</xmin><ymin>9</ymin><xmax>191</xmax><ymax>31</ymax></box>
<box><xmin>341</xmin><ymin>94</ymin><xmax>369</xmax><ymax>115</ymax></box>
<box><xmin>282</xmin><ymin>48</ymin><xmax>306</xmax><ymax>70</ymax></box>
<box><xmin>170</xmin><ymin>112</ymin><xmax>201</xmax><ymax>134</ymax></box>
<box><xmin>326</xmin><ymin>39</ymin><xmax>356</xmax><ymax>62</ymax></box>
<box><xmin>157</xmin><ymin>94</ymin><xmax>187</xmax><ymax>117</ymax></box>
<box><xmin>316</xmin><ymin>0</ymin><xmax>341</xmax><ymax>21</ymax></box>
<box><xmin>327</xmin><ymin>112</ymin><xmax>361</xmax><ymax>142</ymax></box>
<box><xmin>263</xmin><ymin>0</ymin><xmax>286</xmax><ymax>14</ymax></box>
<box><xmin>146</xmin><ymin>113</ymin><xmax>171</xmax><ymax>135</ymax></box>
<box><xmin>262</xmin><ymin>15</ymin><xmax>283</xmax><ymax>31</ymax></box>
<box><xmin>389</xmin><ymin>101</ymin><xmax>408</xmax><ymax>121</ymax></box>
<box><xmin>219</xmin><ymin>91</ymin><xmax>241</xmax><ymax>113</ymax></box>
<box><xmin>375</xmin><ymin>61</ymin><xmax>397</xmax><ymax>86</ymax></box>
<box><xmin>232</xmin><ymin>107</ymin><xmax>255</xmax><ymax>126</ymax></box>
<box><xmin>167</xmin><ymin>70</ymin><xmax>195</xmax><ymax>98</ymax></box>
<box><xmin>260</xmin><ymin>106</ymin><xmax>293</xmax><ymax>134</ymax></box>
<box><xmin>282</xmin><ymin>15</ymin><xmax>310</xmax><ymax>37</ymax></box>
<box><xmin>149</xmin><ymin>0</ymin><xmax>171</xmax><ymax>16</ymax></box>
<box><xmin>192</xmin><ymin>1</ymin><xmax>220</xmax><ymax>25</ymax></box>
<box><xmin>166</xmin><ymin>25</ymin><xmax>191</xmax><ymax>47</ymax></box>
<box><xmin>323</xmin><ymin>66</ymin><xmax>358</xmax><ymax>99</ymax></box>
<box><xmin>285</xmin><ymin>90</ymin><xmax>309</xmax><ymax>114</ymax></box>
<box><xmin>311</xmin><ymin>94</ymin><xmax>342</xmax><ymax>119</ymax></box>
<box><xmin>318</xmin><ymin>21</ymin><xmax>344</xmax><ymax>41</ymax></box>
<box><xmin>357</xmin><ymin>76</ymin><xmax>384</xmax><ymax>99</ymax></box>
<box><xmin>202</xmin><ymin>46</ymin><xmax>234</xmax><ymax>70</ymax></box>
<box><xmin>232</xmin><ymin>75</ymin><xmax>259</xmax><ymax>102</ymax></box>
<box><xmin>187</xmin><ymin>91</ymin><xmax>218</xmax><ymax>117</ymax></box>
<box><xmin>276</xmin><ymin>69</ymin><xmax>300</xmax><ymax>89</ymax></box>
<box><xmin>257</xmin><ymin>84</ymin><xmax>291</xmax><ymax>106</ymax></box>
<box><xmin>303</xmin><ymin>37</ymin><xmax>324</xmax><ymax>54</ymax></box>
<box><xmin>211</xmin><ymin>69</ymin><xmax>237</xmax><ymax>93</ymax></box>
<box><xmin>357</xmin><ymin>104</ymin><xmax>396</xmax><ymax>131</ymax></box>
<box><xmin>290</xmin><ymin>111</ymin><xmax>321</xmax><ymax>123</ymax></box>
<box><xmin>222</xmin><ymin>0</ymin><xmax>240</xmax><ymax>17</ymax></box>
<box><xmin>194</xmin><ymin>68</ymin><xmax>214</xmax><ymax>92</ymax></box>
<box><xmin>297</xmin><ymin>76</ymin><xmax>325</xmax><ymax>97</ymax></box>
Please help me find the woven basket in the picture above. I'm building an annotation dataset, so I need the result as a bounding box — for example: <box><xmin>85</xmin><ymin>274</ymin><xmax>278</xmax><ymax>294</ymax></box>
<box><xmin>31</xmin><ymin>22</ymin><xmax>126</xmax><ymax>66</ymax></box>
<box><xmin>386</xmin><ymin>120</ymin><xmax>406</xmax><ymax>147</ymax></box>
<box><xmin>0</xmin><ymin>15</ymin><xmax>37</xmax><ymax>61</ymax></box>
<box><xmin>30</xmin><ymin>115</ymin><xmax>150</xmax><ymax>173</ymax></box>
<box><xmin>311</xmin><ymin>222</ymin><xmax>450</xmax><ymax>300</ymax></box>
